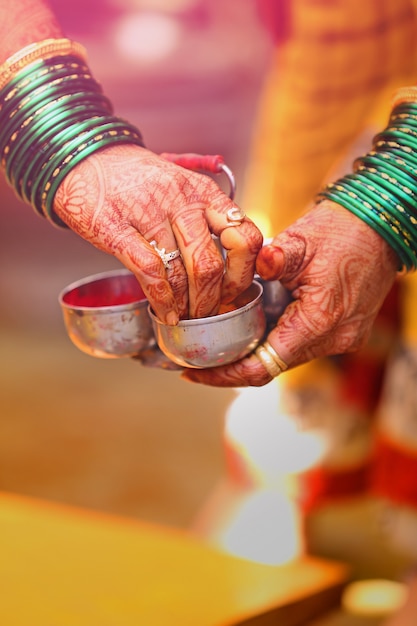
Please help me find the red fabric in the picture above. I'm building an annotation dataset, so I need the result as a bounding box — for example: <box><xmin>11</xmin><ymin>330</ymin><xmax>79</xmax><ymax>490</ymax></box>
<box><xmin>298</xmin><ymin>462</ymin><xmax>372</xmax><ymax>512</ymax></box>
<box><xmin>371</xmin><ymin>435</ymin><xmax>417</xmax><ymax>508</ymax></box>
<box><xmin>337</xmin><ymin>280</ymin><xmax>403</xmax><ymax>415</ymax></box>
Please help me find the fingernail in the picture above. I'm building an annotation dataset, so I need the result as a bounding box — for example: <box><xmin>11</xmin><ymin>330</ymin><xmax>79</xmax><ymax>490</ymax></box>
<box><xmin>256</xmin><ymin>246</ymin><xmax>284</xmax><ymax>280</ymax></box>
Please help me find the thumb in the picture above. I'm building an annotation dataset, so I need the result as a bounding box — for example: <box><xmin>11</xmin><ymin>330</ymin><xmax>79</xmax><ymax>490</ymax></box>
<box><xmin>256</xmin><ymin>233</ymin><xmax>307</xmax><ymax>281</ymax></box>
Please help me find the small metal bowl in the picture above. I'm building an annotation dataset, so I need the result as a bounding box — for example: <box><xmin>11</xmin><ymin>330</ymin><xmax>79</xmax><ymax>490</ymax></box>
<box><xmin>255</xmin><ymin>276</ymin><xmax>292</xmax><ymax>326</ymax></box>
<box><xmin>149</xmin><ymin>280</ymin><xmax>266</xmax><ymax>369</ymax></box>
<box><xmin>59</xmin><ymin>269</ymin><xmax>155</xmax><ymax>358</ymax></box>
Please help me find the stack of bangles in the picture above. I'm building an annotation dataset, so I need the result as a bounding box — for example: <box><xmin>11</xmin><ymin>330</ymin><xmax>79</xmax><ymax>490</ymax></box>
<box><xmin>317</xmin><ymin>85</ymin><xmax>417</xmax><ymax>272</ymax></box>
<box><xmin>0</xmin><ymin>38</ymin><xmax>145</xmax><ymax>227</ymax></box>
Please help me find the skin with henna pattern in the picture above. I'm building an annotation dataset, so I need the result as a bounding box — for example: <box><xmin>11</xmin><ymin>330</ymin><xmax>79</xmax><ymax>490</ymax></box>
<box><xmin>183</xmin><ymin>201</ymin><xmax>399</xmax><ymax>387</ymax></box>
<box><xmin>53</xmin><ymin>144</ymin><xmax>263</xmax><ymax>323</ymax></box>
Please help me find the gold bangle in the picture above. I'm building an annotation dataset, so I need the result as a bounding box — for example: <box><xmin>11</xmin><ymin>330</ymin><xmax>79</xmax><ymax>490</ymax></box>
<box><xmin>262</xmin><ymin>340</ymin><xmax>289</xmax><ymax>371</ymax></box>
<box><xmin>391</xmin><ymin>86</ymin><xmax>417</xmax><ymax>110</ymax></box>
<box><xmin>254</xmin><ymin>344</ymin><xmax>282</xmax><ymax>378</ymax></box>
<box><xmin>0</xmin><ymin>38</ymin><xmax>88</xmax><ymax>92</ymax></box>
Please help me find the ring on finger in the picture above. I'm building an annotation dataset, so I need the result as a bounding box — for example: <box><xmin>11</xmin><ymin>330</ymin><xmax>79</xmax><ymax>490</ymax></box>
<box><xmin>226</xmin><ymin>207</ymin><xmax>246</xmax><ymax>227</ymax></box>
<box><xmin>254</xmin><ymin>344</ymin><xmax>282</xmax><ymax>378</ymax></box>
<box><xmin>262</xmin><ymin>340</ymin><xmax>289</xmax><ymax>371</ymax></box>
<box><xmin>150</xmin><ymin>240</ymin><xmax>181</xmax><ymax>269</ymax></box>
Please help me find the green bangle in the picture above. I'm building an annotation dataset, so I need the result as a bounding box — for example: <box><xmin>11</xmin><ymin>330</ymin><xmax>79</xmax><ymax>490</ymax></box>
<box><xmin>375</xmin><ymin>129</ymin><xmax>417</xmax><ymax>151</ymax></box>
<box><xmin>0</xmin><ymin>54</ymin><xmax>89</xmax><ymax>104</ymax></box>
<box><xmin>0</xmin><ymin>69</ymin><xmax>98</xmax><ymax>130</ymax></box>
<box><xmin>28</xmin><ymin>115</ymin><xmax>113</xmax><ymax>209</ymax></box>
<box><xmin>320</xmin><ymin>186</ymin><xmax>410</xmax><ymax>266</ymax></box>
<box><xmin>0</xmin><ymin>78</ymin><xmax>104</xmax><ymax>150</ymax></box>
<box><xmin>31</xmin><ymin>119</ymin><xmax>143</xmax><ymax>211</ymax></box>
<box><xmin>42</xmin><ymin>126</ymin><xmax>145</xmax><ymax>225</ymax></box>
<box><xmin>319</xmin><ymin>184</ymin><xmax>413</xmax><ymax>269</ymax></box>
<box><xmin>354</xmin><ymin>166</ymin><xmax>417</xmax><ymax>213</ymax></box>
<box><xmin>325</xmin><ymin>178</ymin><xmax>417</xmax><ymax>256</ymax></box>
<box><xmin>364</xmin><ymin>150</ymin><xmax>417</xmax><ymax>180</ymax></box>
<box><xmin>337</xmin><ymin>175</ymin><xmax>415</xmax><ymax>242</ymax></box>
<box><xmin>0</xmin><ymin>59</ymin><xmax>90</xmax><ymax>118</ymax></box>
<box><xmin>389</xmin><ymin>115</ymin><xmax>417</xmax><ymax>133</ymax></box>
<box><xmin>373</xmin><ymin>140</ymin><xmax>417</xmax><ymax>169</ymax></box>
<box><xmin>355</xmin><ymin>154</ymin><xmax>417</xmax><ymax>195</ymax></box>
<box><xmin>346</xmin><ymin>172</ymin><xmax>417</xmax><ymax>241</ymax></box>
<box><xmin>14</xmin><ymin>96</ymin><xmax>113</xmax><ymax>200</ymax></box>
<box><xmin>4</xmin><ymin>95</ymin><xmax>110</xmax><ymax>171</ymax></box>
<box><xmin>391</xmin><ymin>102</ymin><xmax>417</xmax><ymax>117</ymax></box>
<box><xmin>386</xmin><ymin>124</ymin><xmax>417</xmax><ymax>142</ymax></box>
<box><xmin>6</xmin><ymin>104</ymin><xmax>107</xmax><ymax>189</ymax></box>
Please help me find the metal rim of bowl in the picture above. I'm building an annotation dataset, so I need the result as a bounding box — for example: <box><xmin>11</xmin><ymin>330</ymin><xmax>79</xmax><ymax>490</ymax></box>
<box><xmin>58</xmin><ymin>268</ymin><xmax>147</xmax><ymax>312</ymax></box>
<box><xmin>147</xmin><ymin>280</ymin><xmax>264</xmax><ymax>328</ymax></box>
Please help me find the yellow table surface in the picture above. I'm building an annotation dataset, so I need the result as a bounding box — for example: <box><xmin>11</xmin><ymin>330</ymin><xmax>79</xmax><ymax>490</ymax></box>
<box><xmin>0</xmin><ymin>492</ymin><xmax>349</xmax><ymax>626</ymax></box>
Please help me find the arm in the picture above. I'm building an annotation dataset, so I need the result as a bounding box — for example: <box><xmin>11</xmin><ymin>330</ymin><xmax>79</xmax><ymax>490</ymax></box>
<box><xmin>0</xmin><ymin>0</ymin><xmax>263</xmax><ymax>323</ymax></box>
<box><xmin>0</xmin><ymin>0</ymin><xmax>62</xmax><ymax>61</ymax></box>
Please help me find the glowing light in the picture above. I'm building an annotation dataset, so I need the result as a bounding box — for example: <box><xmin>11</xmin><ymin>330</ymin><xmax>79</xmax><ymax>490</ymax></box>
<box><xmin>225</xmin><ymin>382</ymin><xmax>327</xmax><ymax>483</ymax></box>
<box><xmin>218</xmin><ymin>489</ymin><xmax>302</xmax><ymax>565</ymax></box>
<box><xmin>122</xmin><ymin>0</ymin><xmax>197</xmax><ymax>10</ymax></box>
<box><xmin>113</xmin><ymin>12</ymin><xmax>181</xmax><ymax>63</ymax></box>
<box><xmin>342</xmin><ymin>579</ymin><xmax>407</xmax><ymax>617</ymax></box>
<box><xmin>249</xmin><ymin>211</ymin><xmax>273</xmax><ymax>239</ymax></box>
<box><xmin>192</xmin><ymin>381</ymin><xmax>328</xmax><ymax>565</ymax></box>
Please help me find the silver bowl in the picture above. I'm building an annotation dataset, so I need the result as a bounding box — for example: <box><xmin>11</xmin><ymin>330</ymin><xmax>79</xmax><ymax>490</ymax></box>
<box><xmin>149</xmin><ymin>280</ymin><xmax>266</xmax><ymax>369</ymax></box>
<box><xmin>59</xmin><ymin>269</ymin><xmax>155</xmax><ymax>358</ymax></box>
<box><xmin>255</xmin><ymin>276</ymin><xmax>292</xmax><ymax>325</ymax></box>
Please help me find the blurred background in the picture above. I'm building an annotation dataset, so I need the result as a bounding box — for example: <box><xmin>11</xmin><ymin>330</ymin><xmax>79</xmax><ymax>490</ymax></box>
<box><xmin>0</xmin><ymin>0</ymin><xmax>272</xmax><ymax>526</ymax></box>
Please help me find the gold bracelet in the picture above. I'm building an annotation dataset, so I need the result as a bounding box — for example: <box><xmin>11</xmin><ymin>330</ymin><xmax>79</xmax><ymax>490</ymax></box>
<box><xmin>391</xmin><ymin>86</ymin><xmax>417</xmax><ymax>110</ymax></box>
<box><xmin>0</xmin><ymin>38</ymin><xmax>88</xmax><ymax>92</ymax></box>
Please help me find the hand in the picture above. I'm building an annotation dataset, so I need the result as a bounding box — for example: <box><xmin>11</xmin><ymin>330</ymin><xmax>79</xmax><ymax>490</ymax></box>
<box><xmin>53</xmin><ymin>144</ymin><xmax>263</xmax><ymax>324</ymax></box>
<box><xmin>182</xmin><ymin>200</ymin><xmax>399</xmax><ymax>387</ymax></box>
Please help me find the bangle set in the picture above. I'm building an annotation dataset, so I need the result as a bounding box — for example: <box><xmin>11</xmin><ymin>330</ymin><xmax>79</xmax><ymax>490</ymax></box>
<box><xmin>318</xmin><ymin>85</ymin><xmax>417</xmax><ymax>272</ymax></box>
<box><xmin>0</xmin><ymin>38</ymin><xmax>145</xmax><ymax>227</ymax></box>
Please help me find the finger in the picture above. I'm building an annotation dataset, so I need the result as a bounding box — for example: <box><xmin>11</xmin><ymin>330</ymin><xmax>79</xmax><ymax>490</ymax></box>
<box><xmin>165</xmin><ymin>255</ymin><xmax>189</xmax><ymax>318</ymax></box>
<box><xmin>143</xmin><ymin>223</ymin><xmax>189</xmax><ymax>319</ymax></box>
<box><xmin>256</xmin><ymin>234</ymin><xmax>307</xmax><ymax>282</ymax></box>
<box><xmin>219</xmin><ymin>218</ymin><xmax>263</xmax><ymax>302</ymax></box>
<box><xmin>206</xmin><ymin>202</ymin><xmax>263</xmax><ymax>302</ymax></box>
<box><xmin>112</xmin><ymin>228</ymin><xmax>180</xmax><ymax>325</ymax></box>
<box><xmin>181</xmin><ymin>352</ymin><xmax>273</xmax><ymax>388</ymax></box>
<box><xmin>171</xmin><ymin>207</ymin><xmax>226</xmax><ymax>318</ymax></box>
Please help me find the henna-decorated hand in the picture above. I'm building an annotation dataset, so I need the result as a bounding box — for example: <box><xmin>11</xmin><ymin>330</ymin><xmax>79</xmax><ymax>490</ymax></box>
<box><xmin>53</xmin><ymin>144</ymin><xmax>263</xmax><ymax>324</ymax></box>
<box><xmin>182</xmin><ymin>200</ymin><xmax>400</xmax><ymax>387</ymax></box>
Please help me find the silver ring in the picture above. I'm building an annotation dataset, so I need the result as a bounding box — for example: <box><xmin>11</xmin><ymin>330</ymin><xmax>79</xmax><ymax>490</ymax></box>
<box><xmin>226</xmin><ymin>207</ymin><xmax>246</xmax><ymax>226</ymax></box>
<box><xmin>150</xmin><ymin>240</ymin><xmax>181</xmax><ymax>269</ymax></box>
<box><xmin>254</xmin><ymin>344</ymin><xmax>282</xmax><ymax>378</ymax></box>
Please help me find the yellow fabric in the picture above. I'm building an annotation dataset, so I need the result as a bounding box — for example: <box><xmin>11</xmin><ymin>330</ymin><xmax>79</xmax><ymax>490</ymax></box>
<box><xmin>0</xmin><ymin>492</ymin><xmax>349</xmax><ymax>625</ymax></box>
<box><xmin>243</xmin><ymin>0</ymin><xmax>417</xmax><ymax>349</ymax></box>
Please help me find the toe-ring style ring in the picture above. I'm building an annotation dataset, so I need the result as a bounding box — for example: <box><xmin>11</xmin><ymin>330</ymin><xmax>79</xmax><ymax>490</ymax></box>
<box><xmin>226</xmin><ymin>207</ymin><xmax>246</xmax><ymax>226</ymax></box>
<box><xmin>150</xmin><ymin>240</ymin><xmax>181</xmax><ymax>269</ymax></box>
